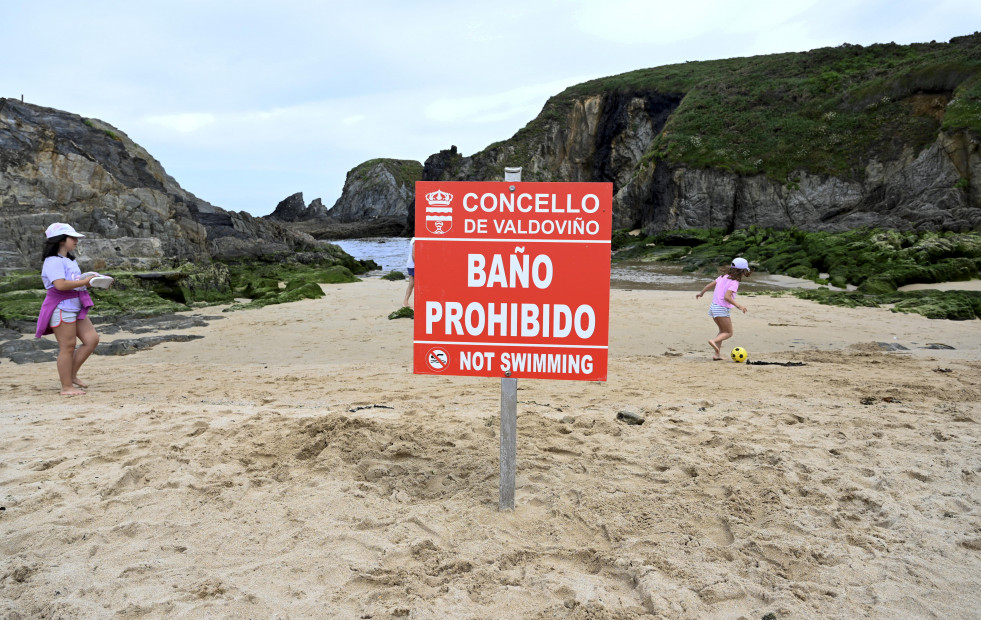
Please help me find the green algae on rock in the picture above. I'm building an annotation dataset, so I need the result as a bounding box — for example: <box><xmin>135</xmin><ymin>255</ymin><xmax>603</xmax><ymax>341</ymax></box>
<box><xmin>0</xmin><ymin>248</ymin><xmax>372</xmax><ymax>327</ymax></box>
<box><xmin>615</xmin><ymin>227</ymin><xmax>981</xmax><ymax>320</ymax></box>
<box><xmin>616</xmin><ymin>227</ymin><xmax>981</xmax><ymax>290</ymax></box>
<box><xmin>0</xmin><ymin>289</ymin><xmax>46</xmax><ymax>323</ymax></box>
<box><xmin>388</xmin><ymin>306</ymin><xmax>414</xmax><ymax>320</ymax></box>
<box><xmin>223</xmin><ymin>281</ymin><xmax>326</xmax><ymax>312</ymax></box>
<box><xmin>793</xmin><ymin>288</ymin><xmax>981</xmax><ymax>320</ymax></box>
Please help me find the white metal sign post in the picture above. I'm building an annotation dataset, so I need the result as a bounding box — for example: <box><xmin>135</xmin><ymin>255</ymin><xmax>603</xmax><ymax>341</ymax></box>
<box><xmin>500</xmin><ymin>167</ymin><xmax>521</xmax><ymax>511</ymax></box>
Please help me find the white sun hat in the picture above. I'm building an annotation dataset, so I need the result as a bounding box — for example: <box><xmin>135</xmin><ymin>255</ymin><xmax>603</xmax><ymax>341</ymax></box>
<box><xmin>45</xmin><ymin>223</ymin><xmax>85</xmax><ymax>239</ymax></box>
<box><xmin>731</xmin><ymin>257</ymin><xmax>750</xmax><ymax>270</ymax></box>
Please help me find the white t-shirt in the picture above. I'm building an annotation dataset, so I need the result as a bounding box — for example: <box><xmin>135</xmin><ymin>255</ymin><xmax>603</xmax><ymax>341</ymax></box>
<box><xmin>406</xmin><ymin>238</ymin><xmax>415</xmax><ymax>269</ymax></box>
<box><xmin>41</xmin><ymin>255</ymin><xmax>84</xmax><ymax>312</ymax></box>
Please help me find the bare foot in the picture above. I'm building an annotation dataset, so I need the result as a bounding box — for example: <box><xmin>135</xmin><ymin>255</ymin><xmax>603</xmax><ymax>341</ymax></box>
<box><xmin>708</xmin><ymin>339</ymin><xmax>721</xmax><ymax>358</ymax></box>
<box><xmin>712</xmin><ymin>355</ymin><xmax>724</xmax><ymax>361</ymax></box>
<box><xmin>73</xmin><ymin>378</ymin><xmax>88</xmax><ymax>388</ymax></box>
<box><xmin>60</xmin><ymin>388</ymin><xmax>86</xmax><ymax>396</ymax></box>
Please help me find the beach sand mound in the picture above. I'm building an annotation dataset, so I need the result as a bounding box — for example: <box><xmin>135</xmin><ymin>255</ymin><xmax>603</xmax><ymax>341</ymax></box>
<box><xmin>2</xmin><ymin>280</ymin><xmax>980</xmax><ymax>618</ymax></box>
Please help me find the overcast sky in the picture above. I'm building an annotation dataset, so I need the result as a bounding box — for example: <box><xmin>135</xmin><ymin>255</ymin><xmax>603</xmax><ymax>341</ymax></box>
<box><xmin>2</xmin><ymin>1</ymin><xmax>978</xmax><ymax>216</ymax></box>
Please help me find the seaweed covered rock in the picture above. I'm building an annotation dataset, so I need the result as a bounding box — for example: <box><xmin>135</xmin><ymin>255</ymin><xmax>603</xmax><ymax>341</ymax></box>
<box><xmin>0</xmin><ymin>262</ymin><xmax>237</xmax><ymax>329</ymax></box>
<box><xmin>0</xmin><ymin>275</ymin><xmax>42</xmax><ymax>294</ymax></box>
<box><xmin>618</xmin><ymin>227</ymin><xmax>981</xmax><ymax>292</ymax></box>
<box><xmin>86</xmin><ymin>287</ymin><xmax>189</xmax><ymax>319</ymax></box>
<box><xmin>0</xmin><ymin>289</ymin><xmax>45</xmax><ymax>324</ymax></box>
<box><xmin>388</xmin><ymin>306</ymin><xmax>414</xmax><ymax>320</ymax></box>
<box><xmin>794</xmin><ymin>288</ymin><xmax>981</xmax><ymax>320</ymax></box>
<box><xmin>0</xmin><ymin>280</ymin><xmax>190</xmax><ymax>329</ymax></box>
<box><xmin>126</xmin><ymin>263</ymin><xmax>235</xmax><ymax>305</ymax></box>
<box><xmin>888</xmin><ymin>290</ymin><xmax>981</xmax><ymax>320</ymax></box>
<box><xmin>224</xmin><ymin>281</ymin><xmax>325</xmax><ymax>311</ymax></box>
<box><xmin>317</xmin><ymin>266</ymin><xmax>359</xmax><ymax>284</ymax></box>
<box><xmin>219</xmin><ymin>259</ymin><xmax>364</xmax><ymax>311</ymax></box>
<box><xmin>279</xmin><ymin>282</ymin><xmax>326</xmax><ymax>302</ymax></box>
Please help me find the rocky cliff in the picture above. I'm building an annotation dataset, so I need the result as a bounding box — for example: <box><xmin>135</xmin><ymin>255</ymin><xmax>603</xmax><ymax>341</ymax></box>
<box><xmin>327</xmin><ymin>159</ymin><xmax>422</xmax><ymax>222</ymax></box>
<box><xmin>411</xmin><ymin>34</ymin><xmax>981</xmax><ymax>235</ymax></box>
<box><xmin>265</xmin><ymin>158</ymin><xmax>422</xmax><ymax>239</ymax></box>
<box><xmin>0</xmin><ymin>98</ymin><xmax>330</xmax><ymax>274</ymax></box>
<box><xmin>266</xmin><ymin>192</ymin><xmax>330</xmax><ymax>222</ymax></box>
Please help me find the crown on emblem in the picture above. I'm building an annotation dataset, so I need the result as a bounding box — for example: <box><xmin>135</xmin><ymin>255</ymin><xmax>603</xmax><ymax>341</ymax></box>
<box><xmin>426</xmin><ymin>189</ymin><xmax>453</xmax><ymax>206</ymax></box>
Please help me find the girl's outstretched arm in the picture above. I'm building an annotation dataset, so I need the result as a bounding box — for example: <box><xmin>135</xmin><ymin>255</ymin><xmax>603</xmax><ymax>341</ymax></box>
<box><xmin>724</xmin><ymin>290</ymin><xmax>747</xmax><ymax>313</ymax></box>
<box><xmin>695</xmin><ymin>280</ymin><xmax>715</xmax><ymax>299</ymax></box>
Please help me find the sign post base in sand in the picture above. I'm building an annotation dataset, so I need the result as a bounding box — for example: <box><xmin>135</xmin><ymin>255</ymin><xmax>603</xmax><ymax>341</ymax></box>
<box><xmin>499</xmin><ymin>167</ymin><xmax>522</xmax><ymax>511</ymax></box>
<box><xmin>500</xmin><ymin>374</ymin><xmax>517</xmax><ymax>511</ymax></box>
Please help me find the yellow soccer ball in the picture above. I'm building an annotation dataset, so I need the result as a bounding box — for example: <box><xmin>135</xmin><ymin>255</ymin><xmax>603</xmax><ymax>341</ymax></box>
<box><xmin>730</xmin><ymin>347</ymin><xmax>748</xmax><ymax>363</ymax></box>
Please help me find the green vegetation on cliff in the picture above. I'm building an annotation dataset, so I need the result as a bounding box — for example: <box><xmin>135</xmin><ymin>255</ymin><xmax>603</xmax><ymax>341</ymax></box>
<box><xmin>351</xmin><ymin>158</ymin><xmax>423</xmax><ymax>190</ymax></box>
<box><xmin>495</xmin><ymin>33</ymin><xmax>981</xmax><ymax>182</ymax></box>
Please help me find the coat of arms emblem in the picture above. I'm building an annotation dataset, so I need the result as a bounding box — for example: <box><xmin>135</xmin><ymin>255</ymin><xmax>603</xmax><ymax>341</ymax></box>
<box><xmin>425</xmin><ymin>189</ymin><xmax>453</xmax><ymax>235</ymax></box>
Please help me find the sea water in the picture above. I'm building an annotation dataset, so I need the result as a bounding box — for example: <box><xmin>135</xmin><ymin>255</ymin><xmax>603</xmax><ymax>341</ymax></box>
<box><xmin>332</xmin><ymin>237</ymin><xmax>412</xmax><ymax>273</ymax></box>
<box><xmin>333</xmin><ymin>237</ymin><xmax>815</xmax><ymax>292</ymax></box>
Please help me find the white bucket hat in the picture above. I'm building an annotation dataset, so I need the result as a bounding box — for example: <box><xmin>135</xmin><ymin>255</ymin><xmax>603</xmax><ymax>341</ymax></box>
<box><xmin>45</xmin><ymin>223</ymin><xmax>85</xmax><ymax>239</ymax></box>
<box><xmin>731</xmin><ymin>257</ymin><xmax>749</xmax><ymax>270</ymax></box>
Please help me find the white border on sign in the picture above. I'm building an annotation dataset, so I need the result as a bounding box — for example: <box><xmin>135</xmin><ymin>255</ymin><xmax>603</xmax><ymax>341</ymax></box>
<box><xmin>414</xmin><ymin>237</ymin><xmax>611</xmax><ymax>243</ymax></box>
<box><xmin>415</xmin><ymin>341</ymin><xmax>607</xmax><ymax>349</ymax></box>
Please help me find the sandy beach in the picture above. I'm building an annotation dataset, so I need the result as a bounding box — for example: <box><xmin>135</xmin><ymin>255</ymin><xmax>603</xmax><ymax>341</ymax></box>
<box><xmin>2</xmin><ymin>278</ymin><xmax>980</xmax><ymax>619</ymax></box>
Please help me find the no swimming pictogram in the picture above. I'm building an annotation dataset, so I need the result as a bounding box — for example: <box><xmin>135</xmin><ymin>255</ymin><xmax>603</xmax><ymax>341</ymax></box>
<box><xmin>426</xmin><ymin>347</ymin><xmax>450</xmax><ymax>372</ymax></box>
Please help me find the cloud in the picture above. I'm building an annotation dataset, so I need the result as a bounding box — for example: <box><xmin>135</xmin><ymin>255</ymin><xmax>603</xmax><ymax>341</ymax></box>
<box><xmin>131</xmin><ymin>75</ymin><xmax>581</xmax><ymax>163</ymax></box>
<box><xmin>145</xmin><ymin>113</ymin><xmax>216</xmax><ymax>134</ymax></box>
<box><xmin>573</xmin><ymin>0</ymin><xmax>822</xmax><ymax>46</ymax></box>
<box><xmin>425</xmin><ymin>78</ymin><xmax>587</xmax><ymax>125</ymax></box>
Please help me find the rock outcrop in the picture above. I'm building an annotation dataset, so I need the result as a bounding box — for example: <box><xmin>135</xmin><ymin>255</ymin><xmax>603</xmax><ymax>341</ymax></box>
<box><xmin>326</xmin><ymin>159</ymin><xmax>422</xmax><ymax>223</ymax></box>
<box><xmin>630</xmin><ymin>134</ymin><xmax>981</xmax><ymax>233</ymax></box>
<box><xmin>0</xmin><ymin>98</ymin><xmax>330</xmax><ymax>274</ymax></box>
<box><xmin>412</xmin><ymin>35</ymin><xmax>981</xmax><ymax>235</ymax></box>
<box><xmin>417</xmin><ymin>92</ymin><xmax>979</xmax><ymax>234</ymax></box>
<box><xmin>416</xmin><ymin>91</ymin><xmax>683</xmax><ymax>231</ymax></box>
<box><xmin>266</xmin><ymin>192</ymin><xmax>330</xmax><ymax>222</ymax></box>
<box><xmin>265</xmin><ymin>159</ymin><xmax>422</xmax><ymax>239</ymax></box>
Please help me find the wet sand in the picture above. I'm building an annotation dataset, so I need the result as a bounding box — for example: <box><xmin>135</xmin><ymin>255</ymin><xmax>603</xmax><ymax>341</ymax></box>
<box><xmin>898</xmin><ymin>279</ymin><xmax>981</xmax><ymax>292</ymax></box>
<box><xmin>2</xmin><ymin>278</ymin><xmax>980</xmax><ymax>618</ymax></box>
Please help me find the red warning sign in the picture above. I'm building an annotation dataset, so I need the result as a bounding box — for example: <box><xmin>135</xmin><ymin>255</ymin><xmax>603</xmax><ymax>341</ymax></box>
<box><xmin>413</xmin><ymin>181</ymin><xmax>612</xmax><ymax>381</ymax></box>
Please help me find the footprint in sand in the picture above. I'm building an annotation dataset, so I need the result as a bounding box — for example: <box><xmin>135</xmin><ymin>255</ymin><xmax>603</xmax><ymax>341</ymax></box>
<box><xmin>100</xmin><ymin>466</ymin><xmax>147</xmax><ymax>499</ymax></box>
<box><xmin>697</xmin><ymin>515</ymin><xmax>735</xmax><ymax>546</ymax></box>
